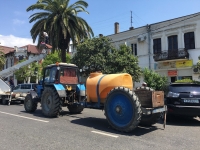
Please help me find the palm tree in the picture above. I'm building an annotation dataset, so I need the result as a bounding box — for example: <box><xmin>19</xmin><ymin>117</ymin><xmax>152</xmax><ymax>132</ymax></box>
<box><xmin>27</xmin><ymin>0</ymin><xmax>94</xmax><ymax>62</ymax></box>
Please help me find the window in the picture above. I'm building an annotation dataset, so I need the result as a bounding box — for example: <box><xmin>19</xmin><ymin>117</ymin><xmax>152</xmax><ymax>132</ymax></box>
<box><xmin>153</xmin><ymin>38</ymin><xmax>161</xmax><ymax>54</ymax></box>
<box><xmin>131</xmin><ymin>44</ymin><xmax>137</xmax><ymax>56</ymax></box>
<box><xmin>60</xmin><ymin>67</ymin><xmax>78</xmax><ymax>84</ymax></box>
<box><xmin>13</xmin><ymin>85</ymin><xmax>20</xmax><ymax>90</ymax></box>
<box><xmin>6</xmin><ymin>59</ymin><xmax>8</xmax><ymax>68</ymax></box>
<box><xmin>184</xmin><ymin>32</ymin><xmax>195</xmax><ymax>49</ymax></box>
<box><xmin>21</xmin><ymin>84</ymin><xmax>31</xmax><ymax>89</ymax></box>
<box><xmin>18</xmin><ymin>56</ymin><xmax>24</xmax><ymax>61</ymax></box>
<box><xmin>49</xmin><ymin>67</ymin><xmax>57</xmax><ymax>82</ymax></box>
<box><xmin>168</xmin><ymin>35</ymin><xmax>178</xmax><ymax>50</ymax></box>
<box><xmin>44</xmin><ymin>68</ymin><xmax>51</xmax><ymax>82</ymax></box>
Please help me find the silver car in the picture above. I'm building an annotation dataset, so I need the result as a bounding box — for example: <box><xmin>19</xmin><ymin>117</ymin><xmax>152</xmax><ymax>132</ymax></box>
<box><xmin>12</xmin><ymin>83</ymin><xmax>37</xmax><ymax>102</ymax></box>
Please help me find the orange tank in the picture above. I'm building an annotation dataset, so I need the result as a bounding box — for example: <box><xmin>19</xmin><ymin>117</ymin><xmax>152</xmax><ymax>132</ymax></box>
<box><xmin>86</xmin><ymin>72</ymin><xmax>133</xmax><ymax>103</ymax></box>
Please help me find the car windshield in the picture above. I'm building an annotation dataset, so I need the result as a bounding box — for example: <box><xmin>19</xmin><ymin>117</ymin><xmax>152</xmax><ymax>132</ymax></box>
<box><xmin>169</xmin><ymin>84</ymin><xmax>200</xmax><ymax>93</ymax></box>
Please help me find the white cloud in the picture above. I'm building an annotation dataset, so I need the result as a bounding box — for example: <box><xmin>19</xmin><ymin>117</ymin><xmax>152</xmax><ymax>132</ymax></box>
<box><xmin>0</xmin><ymin>35</ymin><xmax>36</xmax><ymax>47</ymax></box>
<box><xmin>13</xmin><ymin>19</ymin><xmax>25</xmax><ymax>25</ymax></box>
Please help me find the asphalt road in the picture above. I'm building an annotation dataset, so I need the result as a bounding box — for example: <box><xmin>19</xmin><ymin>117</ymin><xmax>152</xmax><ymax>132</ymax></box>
<box><xmin>0</xmin><ymin>102</ymin><xmax>200</xmax><ymax>150</ymax></box>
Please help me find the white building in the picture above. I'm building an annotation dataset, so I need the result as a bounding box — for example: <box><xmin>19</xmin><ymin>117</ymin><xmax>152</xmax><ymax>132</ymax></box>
<box><xmin>107</xmin><ymin>12</ymin><xmax>200</xmax><ymax>87</ymax></box>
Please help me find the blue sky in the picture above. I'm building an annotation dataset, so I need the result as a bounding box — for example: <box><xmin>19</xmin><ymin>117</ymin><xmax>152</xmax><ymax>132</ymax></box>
<box><xmin>1</xmin><ymin>0</ymin><xmax>200</xmax><ymax>47</ymax></box>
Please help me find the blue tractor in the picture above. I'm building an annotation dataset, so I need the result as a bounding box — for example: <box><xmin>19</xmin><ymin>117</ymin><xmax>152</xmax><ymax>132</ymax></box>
<box><xmin>24</xmin><ymin>63</ymin><xmax>85</xmax><ymax>117</ymax></box>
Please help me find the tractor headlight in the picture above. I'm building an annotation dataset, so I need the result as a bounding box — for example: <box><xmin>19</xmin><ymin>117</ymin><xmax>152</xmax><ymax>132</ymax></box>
<box><xmin>167</xmin><ymin>91</ymin><xmax>180</xmax><ymax>98</ymax></box>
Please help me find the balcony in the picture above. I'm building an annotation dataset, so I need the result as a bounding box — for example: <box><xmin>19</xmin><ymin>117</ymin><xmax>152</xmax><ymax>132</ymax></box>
<box><xmin>153</xmin><ymin>48</ymin><xmax>189</xmax><ymax>61</ymax></box>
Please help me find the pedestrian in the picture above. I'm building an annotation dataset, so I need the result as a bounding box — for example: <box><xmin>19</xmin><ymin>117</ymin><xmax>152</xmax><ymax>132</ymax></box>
<box><xmin>9</xmin><ymin>78</ymin><xmax>15</xmax><ymax>90</ymax></box>
<box><xmin>43</xmin><ymin>31</ymin><xmax>49</xmax><ymax>44</ymax></box>
<box><xmin>40</xmin><ymin>31</ymin><xmax>52</xmax><ymax>50</ymax></box>
<box><xmin>4</xmin><ymin>78</ymin><xmax>10</xmax><ymax>86</ymax></box>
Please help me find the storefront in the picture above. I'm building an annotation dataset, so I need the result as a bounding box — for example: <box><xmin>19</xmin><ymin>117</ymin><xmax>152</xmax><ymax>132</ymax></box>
<box><xmin>155</xmin><ymin>60</ymin><xmax>193</xmax><ymax>83</ymax></box>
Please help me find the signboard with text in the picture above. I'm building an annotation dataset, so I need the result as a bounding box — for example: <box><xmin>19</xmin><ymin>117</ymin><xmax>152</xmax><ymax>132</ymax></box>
<box><xmin>168</xmin><ymin>70</ymin><xmax>177</xmax><ymax>76</ymax></box>
<box><xmin>156</xmin><ymin>60</ymin><xmax>193</xmax><ymax>70</ymax></box>
<box><xmin>176</xmin><ymin>60</ymin><xmax>193</xmax><ymax>68</ymax></box>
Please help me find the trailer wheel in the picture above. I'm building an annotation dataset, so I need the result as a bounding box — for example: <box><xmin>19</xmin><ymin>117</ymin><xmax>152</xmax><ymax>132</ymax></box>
<box><xmin>41</xmin><ymin>87</ymin><xmax>62</xmax><ymax>117</ymax></box>
<box><xmin>24</xmin><ymin>94</ymin><xmax>37</xmax><ymax>112</ymax></box>
<box><xmin>139</xmin><ymin>113</ymin><xmax>161</xmax><ymax>126</ymax></box>
<box><xmin>105</xmin><ymin>87</ymin><xmax>142</xmax><ymax>132</ymax></box>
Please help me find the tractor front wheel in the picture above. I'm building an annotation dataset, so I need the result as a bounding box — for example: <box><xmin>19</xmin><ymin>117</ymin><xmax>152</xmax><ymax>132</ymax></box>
<box><xmin>105</xmin><ymin>87</ymin><xmax>142</xmax><ymax>132</ymax></box>
<box><xmin>41</xmin><ymin>87</ymin><xmax>62</xmax><ymax>117</ymax></box>
<box><xmin>24</xmin><ymin>94</ymin><xmax>38</xmax><ymax>112</ymax></box>
<box><xmin>68</xmin><ymin>103</ymin><xmax>84</xmax><ymax>114</ymax></box>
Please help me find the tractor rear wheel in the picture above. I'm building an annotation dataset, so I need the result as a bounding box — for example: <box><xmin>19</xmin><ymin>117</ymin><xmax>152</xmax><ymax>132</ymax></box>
<box><xmin>105</xmin><ymin>87</ymin><xmax>142</xmax><ymax>132</ymax></box>
<box><xmin>24</xmin><ymin>94</ymin><xmax>37</xmax><ymax>112</ymax></box>
<box><xmin>139</xmin><ymin>113</ymin><xmax>161</xmax><ymax>126</ymax></box>
<box><xmin>41</xmin><ymin>87</ymin><xmax>62</xmax><ymax>117</ymax></box>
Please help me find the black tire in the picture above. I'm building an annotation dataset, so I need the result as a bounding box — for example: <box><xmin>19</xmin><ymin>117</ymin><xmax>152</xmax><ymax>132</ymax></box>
<box><xmin>104</xmin><ymin>87</ymin><xmax>142</xmax><ymax>132</ymax></box>
<box><xmin>24</xmin><ymin>94</ymin><xmax>37</xmax><ymax>112</ymax></box>
<box><xmin>41</xmin><ymin>87</ymin><xmax>62</xmax><ymax>117</ymax></box>
<box><xmin>68</xmin><ymin>103</ymin><xmax>84</xmax><ymax>114</ymax></box>
<box><xmin>135</xmin><ymin>86</ymin><xmax>155</xmax><ymax>91</ymax></box>
<box><xmin>139</xmin><ymin>113</ymin><xmax>161</xmax><ymax>126</ymax></box>
<box><xmin>2</xmin><ymin>97</ymin><xmax>8</xmax><ymax>105</ymax></box>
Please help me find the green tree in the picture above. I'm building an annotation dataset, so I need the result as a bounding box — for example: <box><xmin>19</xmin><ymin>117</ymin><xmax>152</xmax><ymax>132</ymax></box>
<box><xmin>72</xmin><ymin>36</ymin><xmax>142</xmax><ymax>82</ymax></box>
<box><xmin>27</xmin><ymin>0</ymin><xmax>94</xmax><ymax>62</ymax></box>
<box><xmin>42</xmin><ymin>51</ymin><xmax>70</xmax><ymax>69</ymax></box>
<box><xmin>14</xmin><ymin>60</ymin><xmax>39</xmax><ymax>83</ymax></box>
<box><xmin>143</xmin><ymin>68</ymin><xmax>168</xmax><ymax>91</ymax></box>
<box><xmin>107</xmin><ymin>44</ymin><xmax>142</xmax><ymax>82</ymax></box>
<box><xmin>197</xmin><ymin>56</ymin><xmax>200</xmax><ymax>71</ymax></box>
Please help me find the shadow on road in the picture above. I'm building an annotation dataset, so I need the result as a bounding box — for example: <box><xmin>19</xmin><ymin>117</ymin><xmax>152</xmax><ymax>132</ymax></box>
<box><xmin>70</xmin><ymin>116</ymin><xmax>159</xmax><ymax>136</ymax></box>
<box><xmin>157</xmin><ymin>116</ymin><xmax>200</xmax><ymax>127</ymax></box>
<box><xmin>19</xmin><ymin>108</ymin><xmax>162</xmax><ymax>135</ymax></box>
<box><xmin>0</xmin><ymin>101</ymin><xmax>24</xmax><ymax>106</ymax></box>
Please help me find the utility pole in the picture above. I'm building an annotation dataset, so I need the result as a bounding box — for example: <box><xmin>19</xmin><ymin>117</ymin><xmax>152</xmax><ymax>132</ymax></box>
<box><xmin>147</xmin><ymin>24</ymin><xmax>151</xmax><ymax>69</ymax></box>
<box><xmin>131</xmin><ymin>11</ymin><xmax>133</xmax><ymax>27</ymax></box>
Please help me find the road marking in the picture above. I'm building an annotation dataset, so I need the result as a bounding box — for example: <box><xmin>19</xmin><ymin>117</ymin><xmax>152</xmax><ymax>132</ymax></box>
<box><xmin>91</xmin><ymin>131</ymin><xmax>118</xmax><ymax>138</ymax></box>
<box><xmin>0</xmin><ymin>111</ymin><xmax>49</xmax><ymax>123</ymax></box>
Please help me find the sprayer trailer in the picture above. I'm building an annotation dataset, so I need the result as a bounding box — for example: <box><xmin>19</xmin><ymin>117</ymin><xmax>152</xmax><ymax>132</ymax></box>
<box><xmin>24</xmin><ymin>63</ymin><xmax>167</xmax><ymax>132</ymax></box>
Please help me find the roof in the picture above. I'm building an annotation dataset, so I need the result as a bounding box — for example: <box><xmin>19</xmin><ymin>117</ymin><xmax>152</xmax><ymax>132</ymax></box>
<box><xmin>0</xmin><ymin>46</ymin><xmax>14</xmax><ymax>54</ymax></box>
<box><xmin>0</xmin><ymin>44</ymin><xmax>40</xmax><ymax>55</ymax></box>
<box><xmin>20</xmin><ymin>44</ymin><xmax>40</xmax><ymax>54</ymax></box>
<box><xmin>107</xmin><ymin>12</ymin><xmax>200</xmax><ymax>36</ymax></box>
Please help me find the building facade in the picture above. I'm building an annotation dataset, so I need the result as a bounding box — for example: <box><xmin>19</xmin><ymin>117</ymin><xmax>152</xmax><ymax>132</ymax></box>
<box><xmin>107</xmin><ymin>12</ymin><xmax>200</xmax><ymax>87</ymax></box>
<box><xmin>0</xmin><ymin>44</ymin><xmax>41</xmax><ymax>85</ymax></box>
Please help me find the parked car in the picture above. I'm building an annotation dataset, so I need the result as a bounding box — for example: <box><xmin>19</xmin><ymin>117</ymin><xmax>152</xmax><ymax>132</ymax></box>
<box><xmin>166</xmin><ymin>83</ymin><xmax>200</xmax><ymax>117</ymax></box>
<box><xmin>12</xmin><ymin>83</ymin><xmax>37</xmax><ymax>102</ymax></box>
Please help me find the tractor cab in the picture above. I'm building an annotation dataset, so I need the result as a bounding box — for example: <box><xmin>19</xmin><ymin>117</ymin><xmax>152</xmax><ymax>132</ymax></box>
<box><xmin>42</xmin><ymin>62</ymin><xmax>80</xmax><ymax>88</ymax></box>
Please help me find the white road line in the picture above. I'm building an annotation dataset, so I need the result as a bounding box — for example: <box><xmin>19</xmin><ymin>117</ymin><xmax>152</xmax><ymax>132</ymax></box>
<box><xmin>0</xmin><ymin>111</ymin><xmax>49</xmax><ymax>123</ymax></box>
<box><xmin>91</xmin><ymin>131</ymin><xmax>119</xmax><ymax>138</ymax></box>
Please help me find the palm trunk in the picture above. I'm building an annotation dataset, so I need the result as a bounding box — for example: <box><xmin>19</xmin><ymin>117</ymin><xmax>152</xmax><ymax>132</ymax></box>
<box><xmin>60</xmin><ymin>37</ymin><xmax>70</xmax><ymax>62</ymax></box>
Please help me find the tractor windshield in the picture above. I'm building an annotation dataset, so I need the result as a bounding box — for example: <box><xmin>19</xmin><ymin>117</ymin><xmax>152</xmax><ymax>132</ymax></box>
<box><xmin>60</xmin><ymin>67</ymin><xmax>78</xmax><ymax>84</ymax></box>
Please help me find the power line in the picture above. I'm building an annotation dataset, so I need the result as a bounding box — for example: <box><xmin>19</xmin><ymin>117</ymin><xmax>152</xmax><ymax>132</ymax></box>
<box><xmin>109</xmin><ymin>12</ymin><xmax>200</xmax><ymax>43</ymax></box>
<box><xmin>89</xmin><ymin>12</ymin><xmax>129</xmax><ymax>25</ymax></box>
